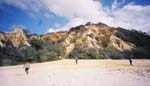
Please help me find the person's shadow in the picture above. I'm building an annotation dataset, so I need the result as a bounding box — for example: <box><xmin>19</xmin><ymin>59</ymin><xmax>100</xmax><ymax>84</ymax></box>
<box><xmin>16</xmin><ymin>73</ymin><xmax>24</xmax><ymax>76</ymax></box>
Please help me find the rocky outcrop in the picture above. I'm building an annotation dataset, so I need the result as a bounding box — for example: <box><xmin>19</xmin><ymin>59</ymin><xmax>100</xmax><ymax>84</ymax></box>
<box><xmin>61</xmin><ymin>23</ymin><xmax>135</xmax><ymax>57</ymax></box>
<box><xmin>0</xmin><ymin>28</ymin><xmax>30</xmax><ymax>48</ymax></box>
<box><xmin>0</xmin><ymin>32</ymin><xmax>6</xmax><ymax>47</ymax></box>
<box><xmin>107</xmin><ymin>35</ymin><xmax>134</xmax><ymax>51</ymax></box>
<box><xmin>41</xmin><ymin>32</ymin><xmax>66</xmax><ymax>44</ymax></box>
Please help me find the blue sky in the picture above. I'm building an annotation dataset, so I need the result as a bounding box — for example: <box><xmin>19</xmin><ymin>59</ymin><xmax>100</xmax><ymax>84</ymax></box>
<box><xmin>0</xmin><ymin>0</ymin><xmax>150</xmax><ymax>34</ymax></box>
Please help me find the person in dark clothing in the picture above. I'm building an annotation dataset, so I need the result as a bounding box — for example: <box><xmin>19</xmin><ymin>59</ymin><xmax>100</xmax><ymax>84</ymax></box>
<box><xmin>23</xmin><ymin>62</ymin><xmax>30</xmax><ymax>75</ymax></box>
<box><xmin>129</xmin><ymin>58</ymin><xmax>133</xmax><ymax>65</ymax></box>
<box><xmin>128</xmin><ymin>55</ymin><xmax>133</xmax><ymax>65</ymax></box>
<box><xmin>75</xmin><ymin>57</ymin><xmax>78</xmax><ymax>64</ymax></box>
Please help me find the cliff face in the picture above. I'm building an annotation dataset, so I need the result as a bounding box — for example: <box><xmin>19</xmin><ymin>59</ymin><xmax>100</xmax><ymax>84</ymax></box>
<box><xmin>41</xmin><ymin>32</ymin><xmax>67</xmax><ymax>44</ymax></box>
<box><xmin>60</xmin><ymin>23</ymin><xmax>135</xmax><ymax>57</ymax></box>
<box><xmin>108</xmin><ymin>35</ymin><xmax>134</xmax><ymax>51</ymax></box>
<box><xmin>0</xmin><ymin>23</ymin><xmax>136</xmax><ymax>57</ymax></box>
<box><xmin>0</xmin><ymin>28</ymin><xmax>30</xmax><ymax>48</ymax></box>
<box><xmin>0</xmin><ymin>32</ymin><xmax>6</xmax><ymax>47</ymax></box>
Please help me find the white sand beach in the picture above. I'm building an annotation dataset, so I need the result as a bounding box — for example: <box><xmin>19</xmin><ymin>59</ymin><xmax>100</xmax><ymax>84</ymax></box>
<box><xmin>0</xmin><ymin>59</ymin><xmax>150</xmax><ymax>86</ymax></box>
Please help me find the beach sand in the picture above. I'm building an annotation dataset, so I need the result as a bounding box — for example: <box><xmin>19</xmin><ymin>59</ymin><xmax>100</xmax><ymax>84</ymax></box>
<box><xmin>0</xmin><ymin>59</ymin><xmax>150</xmax><ymax>86</ymax></box>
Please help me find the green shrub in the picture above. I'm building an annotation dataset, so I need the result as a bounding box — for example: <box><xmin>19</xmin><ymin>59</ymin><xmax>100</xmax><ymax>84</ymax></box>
<box><xmin>69</xmin><ymin>47</ymin><xmax>126</xmax><ymax>59</ymax></box>
<box><xmin>1</xmin><ymin>59</ymin><xmax>14</xmax><ymax>66</ymax></box>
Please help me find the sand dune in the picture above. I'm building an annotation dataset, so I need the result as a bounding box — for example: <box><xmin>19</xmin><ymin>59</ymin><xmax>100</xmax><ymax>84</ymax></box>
<box><xmin>0</xmin><ymin>59</ymin><xmax>150</xmax><ymax>86</ymax></box>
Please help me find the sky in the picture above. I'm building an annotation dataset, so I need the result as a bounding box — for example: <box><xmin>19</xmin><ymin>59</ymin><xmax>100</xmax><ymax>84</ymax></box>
<box><xmin>0</xmin><ymin>0</ymin><xmax>150</xmax><ymax>34</ymax></box>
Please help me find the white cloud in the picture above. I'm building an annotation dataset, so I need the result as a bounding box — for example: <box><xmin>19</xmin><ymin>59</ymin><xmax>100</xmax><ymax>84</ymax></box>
<box><xmin>48</xmin><ymin>18</ymin><xmax>87</xmax><ymax>32</ymax></box>
<box><xmin>43</xmin><ymin>0</ymin><xmax>103</xmax><ymax>20</ymax></box>
<box><xmin>45</xmin><ymin>0</ymin><xmax>150</xmax><ymax>33</ymax></box>
<box><xmin>45</xmin><ymin>0</ymin><xmax>110</xmax><ymax>32</ymax></box>
<box><xmin>112</xmin><ymin>0</ymin><xmax>118</xmax><ymax>10</ymax></box>
<box><xmin>0</xmin><ymin>0</ymin><xmax>150</xmax><ymax>33</ymax></box>
<box><xmin>48</xmin><ymin>28</ymin><xmax>57</xmax><ymax>33</ymax></box>
<box><xmin>110</xmin><ymin>4</ymin><xmax>150</xmax><ymax>32</ymax></box>
<box><xmin>112</xmin><ymin>0</ymin><xmax>126</xmax><ymax>10</ymax></box>
<box><xmin>56</xmin><ymin>18</ymin><xmax>87</xmax><ymax>31</ymax></box>
<box><xmin>54</xmin><ymin>23</ymin><xmax>61</xmax><ymax>28</ymax></box>
<box><xmin>0</xmin><ymin>0</ymin><xmax>49</xmax><ymax>18</ymax></box>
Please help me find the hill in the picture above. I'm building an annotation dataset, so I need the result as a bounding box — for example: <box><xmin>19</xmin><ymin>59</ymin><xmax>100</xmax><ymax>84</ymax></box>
<box><xmin>0</xmin><ymin>22</ymin><xmax>150</xmax><ymax>66</ymax></box>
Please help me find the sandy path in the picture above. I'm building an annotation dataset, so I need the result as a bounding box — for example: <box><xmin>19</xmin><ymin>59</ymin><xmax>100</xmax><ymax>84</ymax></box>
<box><xmin>0</xmin><ymin>59</ymin><xmax>150</xmax><ymax>86</ymax></box>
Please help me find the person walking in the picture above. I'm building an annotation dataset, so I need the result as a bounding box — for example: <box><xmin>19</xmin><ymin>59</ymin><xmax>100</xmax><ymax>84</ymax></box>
<box><xmin>128</xmin><ymin>58</ymin><xmax>132</xmax><ymax>65</ymax></box>
<box><xmin>128</xmin><ymin>54</ymin><xmax>133</xmax><ymax>65</ymax></box>
<box><xmin>23</xmin><ymin>62</ymin><xmax>30</xmax><ymax>75</ymax></box>
<box><xmin>75</xmin><ymin>57</ymin><xmax>78</xmax><ymax>64</ymax></box>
